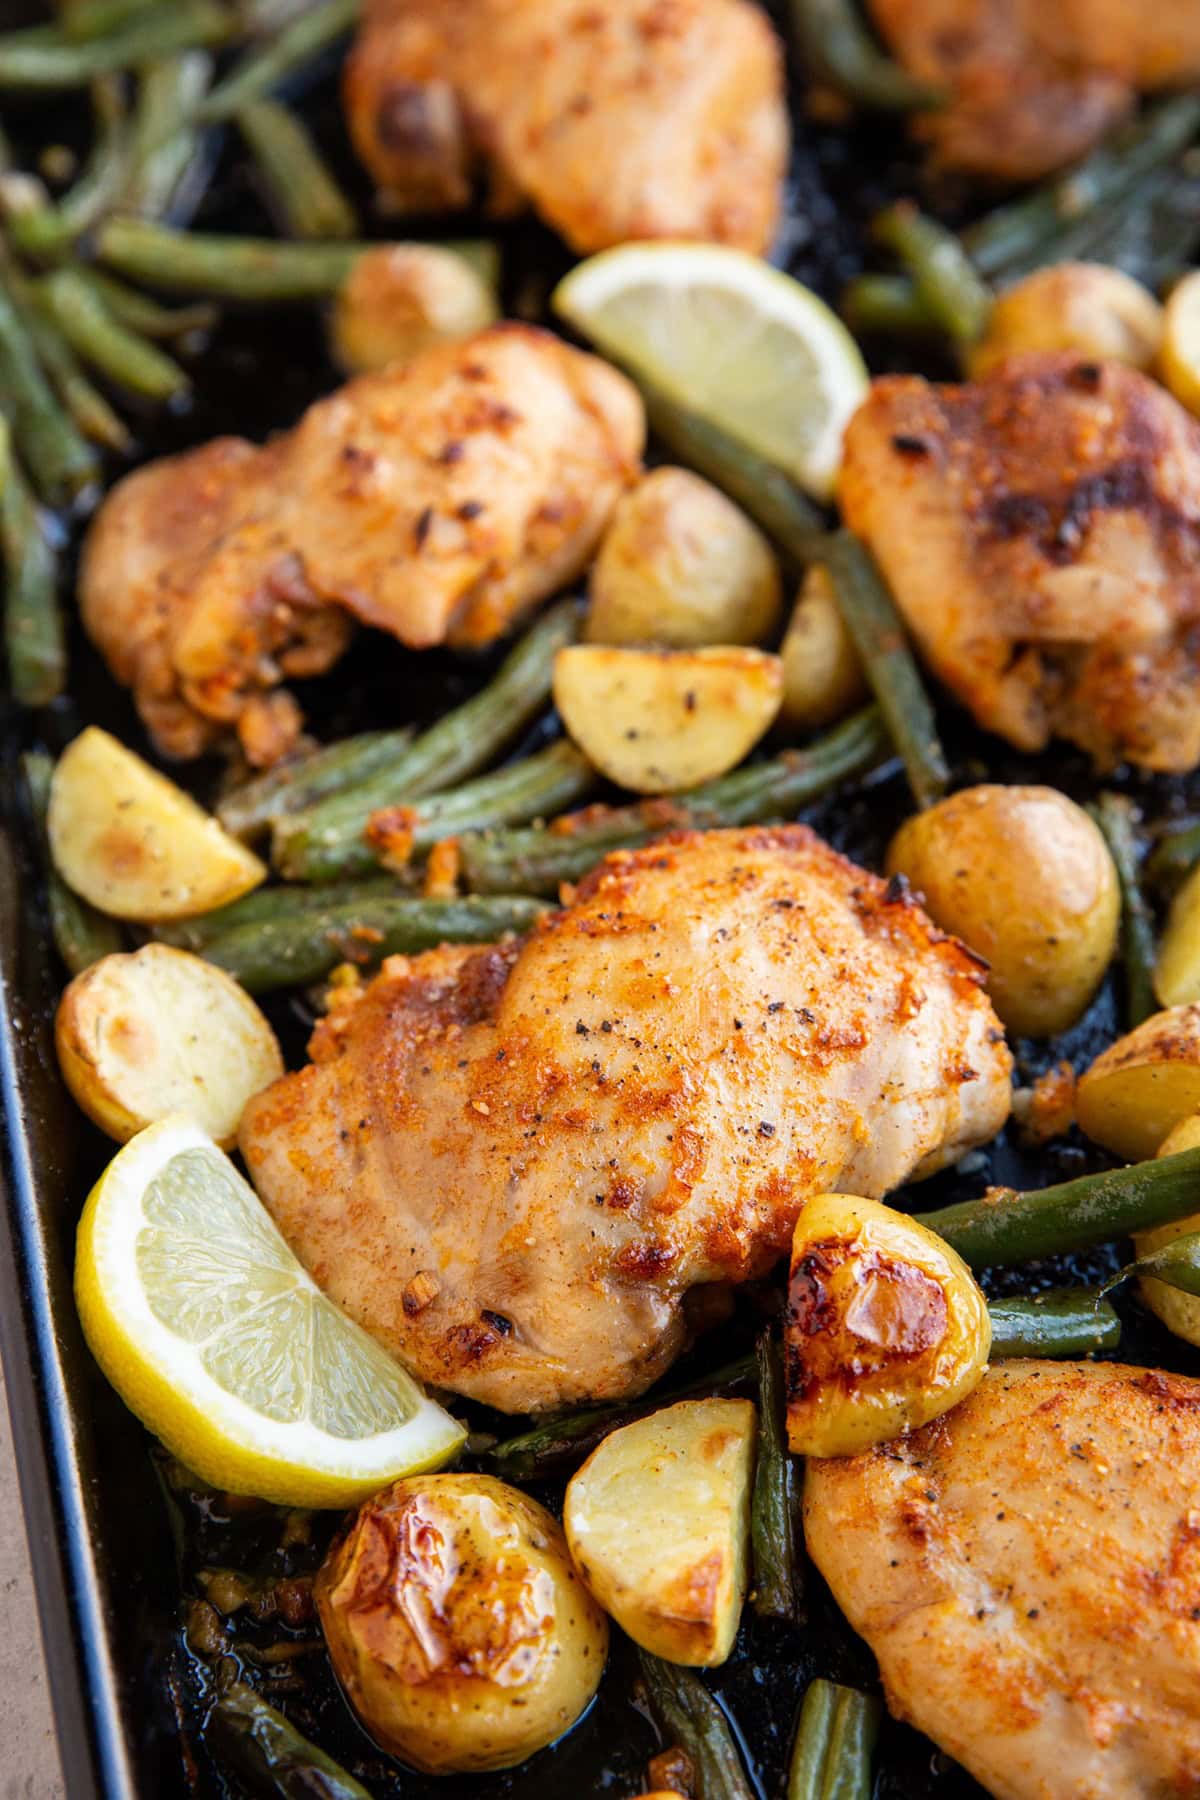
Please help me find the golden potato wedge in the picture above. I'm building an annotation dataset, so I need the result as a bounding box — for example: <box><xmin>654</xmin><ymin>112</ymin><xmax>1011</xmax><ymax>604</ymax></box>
<box><xmin>587</xmin><ymin>466</ymin><xmax>781</xmax><ymax>649</ymax></box>
<box><xmin>1155</xmin><ymin>859</ymin><xmax>1200</xmax><ymax>1006</ymax></box>
<box><xmin>48</xmin><ymin>727</ymin><xmax>266</xmax><ymax>921</ymax></box>
<box><xmin>553</xmin><ymin>645</ymin><xmax>782</xmax><ymax>794</ymax></box>
<box><xmin>1076</xmin><ymin>1005</ymin><xmax>1200</xmax><ymax>1163</ymax></box>
<box><xmin>886</xmin><ymin>785</ymin><xmax>1118</xmax><ymax>1038</ymax></box>
<box><xmin>56</xmin><ymin>944</ymin><xmax>283</xmax><ymax>1147</ymax></box>
<box><xmin>785</xmin><ymin>1194</ymin><xmax>990</xmax><ymax>1458</ymax></box>
<box><xmin>1135</xmin><ymin>1113</ymin><xmax>1200</xmax><ymax>1346</ymax></box>
<box><xmin>564</xmin><ymin>1398</ymin><xmax>755</xmax><ymax>1667</ymax></box>
<box><xmin>968</xmin><ymin>263</ymin><xmax>1163</xmax><ymax>378</ymax></box>
<box><xmin>779</xmin><ymin>565</ymin><xmax>867</xmax><ymax>732</ymax></box>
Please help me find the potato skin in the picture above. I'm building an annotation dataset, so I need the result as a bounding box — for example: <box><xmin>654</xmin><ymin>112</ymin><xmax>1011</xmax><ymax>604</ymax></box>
<box><xmin>1136</xmin><ymin>1113</ymin><xmax>1200</xmax><ymax>1345</ymax></box>
<box><xmin>886</xmin><ymin>785</ymin><xmax>1118</xmax><ymax>1038</ymax></box>
<box><xmin>785</xmin><ymin>1194</ymin><xmax>991</xmax><ymax>1457</ymax></box>
<box><xmin>587</xmin><ymin>466</ymin><xmax>781</xmax><ymax>649</ymax></box>
<box><xmin>315</xmin><ymin>1474</ymin><xmax>607</xmax><ymax>1774</ymax></box>
<box><xmin>968</xmin><ymin>263</ymin><xmax>1163</xmax><ymax>379</ymax></box>
<box><xmin>331</xmin><ymin>245</ymin><xmax>497</xmax><ymax>374</ymax></box>
<box><xmin>1076</xmin><ymin>1004</ymin><xmax>1200</xmax><ymax>1162</ymax></box>
<box><xmin>779</xmin><ymin>565</ymin><xmax>866</xmax><ymax>731</ymax></box>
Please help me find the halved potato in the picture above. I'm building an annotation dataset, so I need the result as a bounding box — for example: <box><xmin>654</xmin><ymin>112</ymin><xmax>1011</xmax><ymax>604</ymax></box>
<box><xmin>553</xmin><ymin>645</ymin><xmax>782</xmax><ymax>793</ymax></box>
<box><xmin>779</xmin><ymin>565</ymin><xmax>866</xmax><ymax>732</ymax></box>
<box><xmin>968</xmin><ymin>263</ymin><xmax>1163</xmax><ymax>378</ymax></box>
<box><xmin>330</xmin><ymin>244</ymin><xmax>498</xmax><ymax>374</ymax></box>
<box><xmin>1075</xmin><ymin>1005</ymin><xmax>1200</xmax><ymax>1163</ymax></box>
<box><xmin>55</xmin><ymin>944</ymin><xmax>283</xmax><ymax>1147</ymax></box>
<box><xmin>1155</xmin><ymin>859</ymin><xmax>1200</xmax><ymax>1006</ymax></box>
<box><xmin>785</xmin><ymin>1194</ymin><xmax>991</xmax><ymax>1458</ymax></box>
<box><xmin>563</xmin><ymin>1398</ymin><xmax>755</xmax><ymax>1667</ymax></box>
<box><xmin>48</xmin><ymin>727</ymin><xmax>266</xmax><ymax>921</ymax></box>
<box><xmin>1135</xmin><ymin>1113</ymin><xmax>1200</xmax><ymax>1346</ymax></box>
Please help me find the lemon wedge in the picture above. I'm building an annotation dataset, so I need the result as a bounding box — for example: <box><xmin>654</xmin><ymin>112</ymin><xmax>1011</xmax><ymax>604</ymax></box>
<box><xmin>75</xmin><ymin>1116</ymin><xmax>465</xmax><ymax>1506</ymax></box>
<box><xmin>554</xmin><ymin>242</ymin><xmax>868</xmax><ymax>502</ymax></box>
<box><xmin>1161</xmin><ymin>270</ymin><xmax>1200</xmax><ymax>418</ymax></box>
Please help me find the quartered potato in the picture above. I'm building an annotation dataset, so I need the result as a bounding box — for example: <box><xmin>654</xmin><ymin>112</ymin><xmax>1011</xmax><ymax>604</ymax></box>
<box><xmin>1135</xmin><ymin>1113</ymin><xmax>1200</xmax><ymax>1347</ymax></box>
<box><xmin>1076</xmin><ymin>1004</ymin><xmax>1200</xmax><ymax>1162</ymax></box>
<box><xmin>553</xmin><ymin>644</ymin><xmax>782</xmax><ymax>793</ymax></box>
<box><xmin>55</xmin><ymin>944</ymin><xmax>283</xmax><ymax>1147</ymax></box>
<box><xmin>587</xmin><ymin>466</ymin><xmax>781</xmax><ymax>649</ymax></box>
<box><xmin>316</xmin><ymin>1473</ymin><xmax>607</xmax><ymax>1774</ymax></box>
<box><xmin>779</xmin><ymin>565</ymin><xmax>867</xmax><ymax>732</ymax></box>
<box><xmin>968</xmin><ymin>263</ymin><xmax>1163</xmax><ymax>378</ymax></box>
<box><xmin>48</xmin><ymin>727</ymin><xmax>266</xmax><ymax>922</ymax></box>
<box><xmin>330</xmin><ymin>243</ymin><xmax>498</xmax><ymax>374</ymax></box>
<box><xmin>785</xmin><ymin>1194</ymin><xmax>991</xmax><ymax>1458</ymax></box>
<box><xmin>564</xmin><ymin>1398</ymin><xmax>755</xmax><ymax>1667</ymax></box>
<box><xmin>1155</xmin><ymin>859</ymin><xmax>1200</xmax><ymax>1006</ymax></box>
<box><xmin>886</xmin><ymin>785</ymin><xmax>1118</xmax><ymax>1038</ymax></box>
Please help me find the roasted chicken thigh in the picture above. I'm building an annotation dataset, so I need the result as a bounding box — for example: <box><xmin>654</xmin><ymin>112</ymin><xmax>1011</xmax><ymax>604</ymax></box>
<box><xmin>240</xmin><ymin>826</ymin><xmax>1012</xmax><ymax>1414</ymax></box>
<box><xmin>81</xmin><ymin>324</ymin><xmax>643</xmax><ymax>763</ymax></box>
<box><xmin>806</xmin><ymin>1361</ymin><xmax>1200</xmax><ymax>1800</ymax></box>
<box><xmin>343</xmin><ymin>0</ymin><xmax>788</xmax><ymax>254</ymax></box>
<box><xmin>841</xmin><ymin>353</ymin><xmax>1200</xmax><ymax>773</ymax></box>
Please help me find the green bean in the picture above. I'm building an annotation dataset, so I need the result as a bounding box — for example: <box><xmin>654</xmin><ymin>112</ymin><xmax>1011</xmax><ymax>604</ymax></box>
<box><xmin>207</xmin><ymin>1681</ymin><xmax>373</xmax><ymax>1800</ymax></box>
<box><xmin>123</xmin><ymin>52</ymin><xmax>213</xmax><ymax>221</ymax></box>
<box><xmin>841</xmin><ymin>273</ymin><xmax>940</xmax><ymax>338</ymax></box>
<box><xmin>279</xmin><ymin>740</ymin><xmax>595</xmax><ymax>883</ymax></box>
<box><xmin>873</xmin><ymin>201</ymin><xmax>991</xmax><ymax>346</ymax></box>
<box><xmin>21</xmin><ymin>751</ymin><xmax>123</xmax><ymax>973</ymax></box>
<box><xmin>153</xmin><ymin>876</ymin><xmax>409</xmax><ymax>951</ymax></box>
<box><xmin>487</xmin><ymin>1355</ymin><xmax>757</xmax><ymax>1482</ymax></box>
<box><xmin>787</xmin><ymin>1679</ymin><xmax>881</xmax><ymax>1800</ymax></box>
<box><xmin>1147</xmin><ymin>820</ymin><xmax>1200</xmax><ymax>898</ymax></box>
<box><xmin>236</xmin><ymin>98</ymin><xmax>358</xmax><ymax>240</ymax></box>
<box><xmin>987</xmin><ymin>1287</ymin><xmax>1121</xmax><ymax>1357</ymax></box>
<box><xmin>459</xmin><ymin>706</ymin><xmax>890</xmax><ymax>897</ymax></box>
<box><xmin>1089</xmin><ymin>794</ymin><xmax>1156</xmax><ymax>1028</ymax></box>
<box><xmin>638</xmin><ymin>1653</ymin><xmax>756</xmax><ymax>1800</ymax></box>
<box><xmin>39</xmin><ymin>267</ymin><xmax>189</xmax><ymax>399</ymax></box>
<box><xmin>22</xmin><ymin>300</ymin><xmax>131</xmax><ymax>452</ymax></box>
<box><xmin>0</xmin><ymin>2</ymin><xmax>232</xmax><ymax>87</ymax></box>
<box><xmin>75</xmin><ymin>269</ymin><xmax>217</xmax><ymax>339</ymax></box>
<box><xmin>218</xmin><ymin>730</ymin><xmax>416</xmax><ymax>840</ymax></box>
<box><xmin>8</xmin><ymin>72</ymin><xmax>128</xmax><ymax>259</ymax></box>
<box><xmin>751</xmin><ymin>1331</ymin><xmax>800</xmax><ymax>1620</ymax></box>
<box><xmin>202</xmin><ymin>894</ymin><xmax>548</xmax><ymax>993</ymax></box>
<box><xmin>821</xmin><ymin>531</ymin><xmax>947</xmax><ymax>810</ymax></box>
<box><xmin>0</xmin><ymin>276</ymin><xmax>97</xmax><ymax>501</ymax></box>
<box><xmin>0</xmin><ymin>416</ymin><xmax>65</xmax><ymax>704</ymax></box>
<box><xmin>788</xmin><ymin>0</ymin><xmax>943</xmax><ymax>111</ymax></box>
<box><xmin>915</xmin><ymin>1146</ymin><xmax>1200</xmax><ymax>1268</ymax></box>
<box><xmin>61</xmin><ymin>0</ymin><xmax>157</xmax><ymax>40</ymax></box>
<box><xmin>1124</xmin><ymin>1230</ymin><xmax>1200</xmax><ymax>1298</ymax></box>
<box><xmin>198</xmin><ymin>0</ymin><xmax>358</xmax><ymax>121</ymax></box>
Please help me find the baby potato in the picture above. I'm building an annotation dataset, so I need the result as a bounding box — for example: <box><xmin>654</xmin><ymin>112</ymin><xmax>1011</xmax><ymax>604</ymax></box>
<box><xmin>886</xmin><ymin>784</ymin><xmax>1119</xmax><ymax>1038</ymax></box>
<box><xmin>587</xmin><ymin>466</ymin><xmax>782</xmax><ymax>649</ymax></box>
<box><xmin>785</xmin><ymin>1193</ymin><xmax>991</xmax><ymax>1458</ymax></box>
<box><xmin>1135</xmin><ymin>1113</ymin><xmax>1200</xmax><ymax>1346</ymax></box>
<box><xmin>1075</xmin><ymin>1004</ymin><xmax>1200</xmax><ymax>1162</ymax></box>
<box><xmin>779</xmin><ymin>565</ymin><xmax>867</xmax><ymax>732</ymax></box>
<box><xmin>968</xmin><ymin>262</ymin><xmax>1163</xmax><ymax>378</ymax></box>
<box><xmin>564</xmin><ymin>1398</ymin><xmax>755</xmax><ymax>1668</ymax></box>
<box><xmin>330</xmin><ymin>244</ymin><xmax>498</xmax><ymax>373</ymax></box>
<box><xmin>1155</xmin><ymin>858</ymin><xmax>1200</xmax><ymax>1007</ymax></box>
<box><xmin>315</xmin><ymin>1473</ymin><xmax>606</xmax><ymax>1774</ymax></box>
<box><xmin>553</xmin><ymin>644</ymin><xmax>782</xmax><ymax>793</ymax></box>
<box><xmin>55</xmin><ymin>944</ymin><xmax>283</xmax><ymax>1147</ymax></box>
<box><xmin>48</xmin><ymin>727</ymin><xmax>266</xmax><ymax>922</ymax></box>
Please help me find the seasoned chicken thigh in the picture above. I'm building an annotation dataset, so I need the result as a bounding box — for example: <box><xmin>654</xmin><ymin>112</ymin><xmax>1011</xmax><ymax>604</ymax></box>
<box><xmin>81</xmin><ymin>324</ymin><xmax>643</xmax><ymax>763</ymax></box>
<box><xmin>805</xmin><ymin>1361</ymin><xmax>1200</xmax><ymax>1800</ymax></box>
<box><xmin>841</xmin><ymin>353</ymin><xmax>1200</xmax><ymax>773</ymax></box>
<box><xmin>866</xmin><ymin>0</ymin><xmax>1200</xmax><ymax>179</ymax></box>
<box><xmin>240</xmin><ymin>826</ymin><xmax>1012</xmax><ymax>1414</ymax></box>
<box><xmin>344</xmin><ymin>0</ymin><xmax>788</xmax><ymax>254</ymax></box>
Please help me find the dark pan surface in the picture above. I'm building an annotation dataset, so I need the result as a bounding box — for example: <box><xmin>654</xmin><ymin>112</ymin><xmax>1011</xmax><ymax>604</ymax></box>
<box><xmin>4</xmin><ymin>18</ymin><xmax>1200</xmax><ymax>1799</ymax></box>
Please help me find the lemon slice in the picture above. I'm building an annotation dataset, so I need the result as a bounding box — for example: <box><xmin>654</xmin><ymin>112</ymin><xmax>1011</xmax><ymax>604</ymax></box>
<box><xmin>554</xmin><ymin>242</ymin><xmax>868</xmax><ymax>502</ymax></box>
<box><xmin>1161</xmin><ymin>270</ymin><xmax>1200</xmax><ymax>418</ymax></box>
<box><xmin>76</xmin><ymin>1116</ymin><xmax>465</xmax><ymax>1506</ymax></box>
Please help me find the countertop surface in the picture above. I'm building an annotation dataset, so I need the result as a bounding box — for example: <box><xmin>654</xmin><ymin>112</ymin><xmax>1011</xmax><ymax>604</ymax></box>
<box><xmin>0</xmin><ymin>1358</ymin><xmax>65</xmax><ymax>1796</ymax></box>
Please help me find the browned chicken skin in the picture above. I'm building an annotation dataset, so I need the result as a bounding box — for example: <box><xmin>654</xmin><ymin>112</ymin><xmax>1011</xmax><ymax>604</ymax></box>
<box><xmin>806</xmin><ymin>1361</ymin><xmax>1200</xmax><ymax>1799</ymax></box>
<box><xmin>841</xmin><ymin>353</ymin><xmax>1200</xmax><ymax>773</ymax></box>
<box><xmin>344</xmin><ymin>0</ymin><xmax>788</xmax><ymax>254</ymax></box>
<box><xmin>239</xmin><ymin>826</ymin><xmax>1012</xmax><ymax>1414</ymax></box>
<box><xmin>866</xmin><ymin>0</ymin><xmax>1200</xmax><ymax>180</ymax></box>
<box><xmin>80</xmin><ymin>323</ymin><xmax>643</xmax><ymax>763</ymax></box>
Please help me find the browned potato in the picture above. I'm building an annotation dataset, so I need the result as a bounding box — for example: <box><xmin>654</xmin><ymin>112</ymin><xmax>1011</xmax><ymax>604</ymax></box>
<box><xmin>330</xmin><ymin>244</ymin><xmax>497</xmax><ymax>373</ymax></box>
<box><xmin>785</xmin><ymin>1194</ymin><xmax>990</xmax><ymax>1458</ymax></box>
<box><xmin>1155</xmin><ymin>858</ymin><xmax>1200</xmax><ymax>1006</ymax></box>
<box><xmin>553</xmin><ymin>643</ymin><xmax>782</xmax><ymax>792</ymax></box>
<box><xmin>1076</xmin><ymin>1004</ymin><xmax>1200</xmax><ymax>1162</ymax></box>
<box><xmin>1135</xmin><ymin>1113</ymin><xmax>1200</xmax><ymax>1346</ymax></box>
<box><xmin>968</xmin><ymin>263</ymin><xmax>1163</xmax><ymax>378</ymax></box>
<box><xmin>316</xmin><ymin>1473</ymin><xmax>607</xmax><ymax>1773</ymax></box>
<box><xmin>886</xmin><ymin>785</ymin><xmax>1118</xmax><ymax>1038</ymax></box>
<box><xmin>779</xmin><ymin>565</ymin><xmax>866</xmax><ymax>731</ymax></box>
<box><xmin>564</xmin><ymin>1398</ymin><xmax>755</xmax><ymax>1666</ymax></box>
<box><xmin>55</xmin><ymin>944</ymin><xmax>283</xmax><ymax>1147</ymax></box>
<box><xmin>587</xmin><ymin>466</ymin><xmax>781</xmax><ymax>649</ymax></box>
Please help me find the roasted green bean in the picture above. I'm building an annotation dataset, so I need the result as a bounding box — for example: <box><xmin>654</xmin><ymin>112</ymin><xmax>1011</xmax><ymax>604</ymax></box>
<box><xmin>751</xmin><ymin>1331</ymin><xmax>800</xmax><ymax>1620</ymax></box>
<box><xmin>638</xmin><ymin>1653</ymin><xmax>756</xmax><ymax>1800</ymax></box>
<box><xmin>0</xmin><ymin>416</ymin><xmax>65</xmax><ymax>703</ymax></box>
<box><xmin>1090</xmin><ymin>794</ymin><xmax>1156</xmax><ymax>1029</ymax></box>
<box><xmin>787</xmin><ymin>1679</ymin><xmax>881</xmax><ymax>1800</ymax></box>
